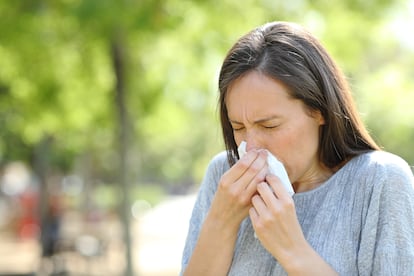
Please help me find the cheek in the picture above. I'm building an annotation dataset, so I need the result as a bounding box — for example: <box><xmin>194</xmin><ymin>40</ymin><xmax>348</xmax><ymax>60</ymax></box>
<box><xmin>267</xmin><ymin>128</ymin><xmax>296</xmax><ymax>161</ymax></box>
<box><xmin>233</xmin><ymin>131</ymin><xmax>244</xmax><ymax>145</ymax></box>
<box><xmin>271</xmin><ymin>127</ymin><xmax>312</xmax><ymax>170</ymax></box>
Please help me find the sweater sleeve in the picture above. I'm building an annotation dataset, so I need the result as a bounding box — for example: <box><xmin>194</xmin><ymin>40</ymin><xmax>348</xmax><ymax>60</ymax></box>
<box><xmin>179</xmin><ymin>152</ymin><xmax>228</xmax><ymax>275</ymax></box>
<box><xmin>358</xmin><ymin>154</ymin><xmax>414</xmax><ymax>276</ymax></box>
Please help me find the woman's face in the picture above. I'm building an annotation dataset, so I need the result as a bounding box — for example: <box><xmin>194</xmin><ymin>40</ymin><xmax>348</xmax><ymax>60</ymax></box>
<box><xmin>226</xmin><ymin>70</ymin><xmax>326</xmax><ymax>189</ymax></box>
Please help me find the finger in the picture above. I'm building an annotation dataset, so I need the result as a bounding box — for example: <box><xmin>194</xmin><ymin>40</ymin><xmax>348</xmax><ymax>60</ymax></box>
<box><xmin>236</xmin><ymin>150</ymin><xmax>268</xmax><ymax>188</ymax></box>
<box><xmin>256</xmin><ymin>181</ymin><xmax>278</xmax><ymax>208</ymax></box>
<box><xmin>245</xmin><ymin>163</ymin><xmax>268</xmax><ymax>193</ymax></box>
<box><xmin>221</xmin><ymin>150</ymin><xmax>262</xmax><ymax>185</ymax></box>
<box><xmin>249</xmin><ymin>206</ymin><xmax>259</xmax><ymax>221</ymax></box>
<box><xmin>266</xmin><ymin>174</ymin><xmax>290</xmax><ymax>201</ymax></box>
<box><xmin>251</xmin><ymin>193</ymin><xmax>267</xmax><ymax>215</ymax></box>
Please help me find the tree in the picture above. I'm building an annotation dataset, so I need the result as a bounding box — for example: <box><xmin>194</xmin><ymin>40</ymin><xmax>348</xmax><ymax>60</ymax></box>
<box><xmin>0</xmin><ymin>0</ymin><xmax>413</xmax><ymax>274</ymax></box>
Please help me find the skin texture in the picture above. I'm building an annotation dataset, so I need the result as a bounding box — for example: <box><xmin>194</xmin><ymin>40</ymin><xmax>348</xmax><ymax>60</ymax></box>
<box><xmin>183</xmin><ymin>71</ymin><xmax>338</xmax><ymax>276</ymax></box>
<box><xmin>227</xmin><ymin>70</ymin><xmax>331</xmax><ymax>193</ymax></box>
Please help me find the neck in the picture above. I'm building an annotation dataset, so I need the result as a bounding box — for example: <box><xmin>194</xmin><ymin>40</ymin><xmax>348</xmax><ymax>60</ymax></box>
<box><xmin>292</xmin><ymin>166</ymin><xmax>334</xmax><ymax>193</ymax></box>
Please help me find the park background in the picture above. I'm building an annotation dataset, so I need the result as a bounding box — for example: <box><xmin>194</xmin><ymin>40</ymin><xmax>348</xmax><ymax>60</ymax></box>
<box><xmin>0</xmin><ymin>0</ymin><xmax>413</xmax><ymax>275</ymax></box>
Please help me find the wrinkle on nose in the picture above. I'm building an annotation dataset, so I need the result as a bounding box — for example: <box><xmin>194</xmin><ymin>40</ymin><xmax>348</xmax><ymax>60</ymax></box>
<box><xmin>245</xmin><ymin>140</ymin><xmax>259</xmax><ymax>152</ymax></box>
<box><xmin>243</xmin><ymin>129</ymin><xmax>262</xmax><ymax>152</ymax></box>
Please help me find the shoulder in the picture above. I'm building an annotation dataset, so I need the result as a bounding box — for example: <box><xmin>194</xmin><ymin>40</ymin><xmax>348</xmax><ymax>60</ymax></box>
<box><xmin>353</xmin><ymin>151</ymin><xmax>413</xmax><ymax>179</ymax></box>
<box><xmin>196</xmin><ymin>151</ymin><xmax>231</xmax><ymax>195</ymax></box>
<box><xmin>205</xmin><ymin>151</ymin><xmax>231</xmax><ymax>177</ymax></box>
<box><xmin>349</xmin><ymin>151</ymin><xmax>414</xmax><ymax>197</ymax></box>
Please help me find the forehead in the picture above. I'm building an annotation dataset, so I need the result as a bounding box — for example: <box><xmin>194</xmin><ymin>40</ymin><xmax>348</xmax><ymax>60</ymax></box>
<box><xmin>226</xmin><ymin>71</ymin><xmax>300</xmax><ymax>119</ymax></box>
<box><xmin>227</xmin><ymin>70</ymin><xmax>291</xmax><ymax>97</ymax></box>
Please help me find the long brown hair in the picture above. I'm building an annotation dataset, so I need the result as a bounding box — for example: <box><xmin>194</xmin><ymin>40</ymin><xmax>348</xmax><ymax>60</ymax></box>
<box><xmin>218</xmin><ymin>22</ymin><xmax>380</xmax><ymax>167</ymax></box>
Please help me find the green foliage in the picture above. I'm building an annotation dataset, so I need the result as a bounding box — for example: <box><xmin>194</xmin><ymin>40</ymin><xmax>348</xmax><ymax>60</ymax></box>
<box><xmin>0</xmin><ymin>0</ymin><xmax>413</xmax><ymax>191</ymax></box>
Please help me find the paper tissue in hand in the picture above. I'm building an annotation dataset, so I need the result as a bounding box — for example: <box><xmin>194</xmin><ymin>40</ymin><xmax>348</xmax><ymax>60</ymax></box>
<box><xmin>237</xmin><ymin>141</ymin><xmax>294</xmax><ymax>196</ymax></box>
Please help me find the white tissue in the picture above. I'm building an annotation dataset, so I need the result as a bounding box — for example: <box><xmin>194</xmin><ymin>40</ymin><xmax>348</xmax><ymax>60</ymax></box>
<box><xmin>238</xmin><ymin>141</ymin><xmax>294</xmax><ymax>196</ymax></box>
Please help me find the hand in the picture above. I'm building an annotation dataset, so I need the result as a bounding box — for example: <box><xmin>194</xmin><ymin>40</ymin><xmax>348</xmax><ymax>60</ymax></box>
<box><xmin>208</xmin><ymin>150</ymin><xmax>269</xmax><ymax>232</ymax></box>
<box><xmin>249</xmin><ymin>174</ymin><xmax>307</xmax><ymax>266</ymax></box>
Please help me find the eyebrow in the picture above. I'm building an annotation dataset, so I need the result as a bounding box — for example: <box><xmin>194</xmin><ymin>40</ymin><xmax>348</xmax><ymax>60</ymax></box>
<box><xmin>229</xmin><ymin>115</ymin><xmax>281</xmax><ymax>125</ymax></box>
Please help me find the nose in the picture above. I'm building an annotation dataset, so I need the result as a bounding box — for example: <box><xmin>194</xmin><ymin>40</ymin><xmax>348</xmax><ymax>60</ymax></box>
<box><xmin>245</xmin><ymin>132</ymin><xmax>261</xmax><ymax>152</ymax></box>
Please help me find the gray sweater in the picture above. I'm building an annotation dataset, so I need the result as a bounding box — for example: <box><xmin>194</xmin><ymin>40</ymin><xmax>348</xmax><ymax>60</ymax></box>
<box><xmin>181</xmin><ymin>151</ymin><xmax>414</xmax><ymax>275</ymax></box>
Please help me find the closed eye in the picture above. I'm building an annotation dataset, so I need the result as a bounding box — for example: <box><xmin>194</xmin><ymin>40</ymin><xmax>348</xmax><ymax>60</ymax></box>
<box><xmin>232</xmin><ymin>126</ymin><xmax>245</xmax><ymax>131</ymax></box>
<box><xmin>262</xmin><ymin>125</ymin><xmax>280</xmax><ymax>129</ymax></box>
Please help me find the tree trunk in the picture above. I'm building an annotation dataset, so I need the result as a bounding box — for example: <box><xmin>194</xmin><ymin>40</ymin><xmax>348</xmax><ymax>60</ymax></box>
<box><xmin>111</xmin><ymin>34</ymin><xmax>134</xmax><ymax>276</ymax></box>
<box><xmin>32</xmin><ymin>136</ymin><xmax>51</xmax><ymax>254</ymax></box>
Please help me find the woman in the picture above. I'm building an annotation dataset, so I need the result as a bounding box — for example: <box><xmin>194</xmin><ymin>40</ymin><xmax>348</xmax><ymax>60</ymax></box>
<box><xmin>180</xmin><ymin>21</ymin><xmax>414</xmax><ymax>275</ymax></box>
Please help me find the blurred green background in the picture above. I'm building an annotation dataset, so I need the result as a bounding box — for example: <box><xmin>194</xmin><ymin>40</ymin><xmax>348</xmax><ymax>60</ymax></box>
<box><xmin>0</xmin><ymin>0</ymin><xmax>413</xmax><ymax>275</ymax></box>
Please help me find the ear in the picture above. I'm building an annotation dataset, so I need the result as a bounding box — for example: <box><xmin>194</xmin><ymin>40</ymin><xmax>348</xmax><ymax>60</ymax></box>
<box><xmin>313</xmin><ymin>110</ymin><xmax>325</xmax><ymax>126</ymax></box>
<box><xmin>304</xmin><ymin>104</ymin><xmax>325</xmax><ymax>126</ymax></box>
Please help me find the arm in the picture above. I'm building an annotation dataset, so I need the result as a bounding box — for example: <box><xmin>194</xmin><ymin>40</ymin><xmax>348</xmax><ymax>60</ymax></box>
<box><xmin>182</xmin><ymin>150</ymin><xmax>269</xmax><ymax>276</ymax></box>
<box><xmin>359</xmin><ymin>158</ymin><xmax>414</xmax><ymax>275</ymax></box>
<box><xmin>250</xmin><ymin>175</ymin><xmax>338</xmax><ymax>275</ymax></box>
<box><xmin>183</xmin><ymin>207</ymin><xmax>240</xmax><ymax>276</ymax></box>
